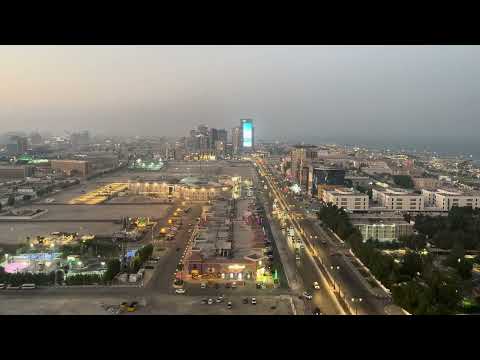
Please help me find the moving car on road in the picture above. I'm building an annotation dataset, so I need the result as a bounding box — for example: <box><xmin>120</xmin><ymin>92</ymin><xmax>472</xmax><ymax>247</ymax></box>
<box><xmin>313</xmin><ymin>282</ymin><xmax>320</xmax><ymax>290</ymax></box>
<box><xmin>227</xmin><ymin>301</ymin><xmax>233</xmax><ymax>309</ymax></box>
<box><xmin>207</xmin><ymin>298</ymin><xmax>214</xmax><ymax>305</ymax></box>
<box><xmin>251</xmin><ymin>297</ymin><xmax>257</xmax><ymax>305</ymax></box>
<box><xmin>21</xmin><ymin>283</ymin><xmax>36</xmax><ymax>289</ymax></box>
<box><xmin>313</xmin><ymin>307</ymin><xmax>323</xmax><ymax>315</ymax></box>
<box><xmin>303</xmin><ymin>292</ymin><xmax>313</xmax><ymax>300</ymax></box>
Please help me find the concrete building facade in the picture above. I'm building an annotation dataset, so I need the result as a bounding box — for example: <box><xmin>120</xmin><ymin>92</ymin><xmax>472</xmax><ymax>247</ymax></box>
<box><xmin>373</xmin><ymin>187</ymin><xmax>424</xmax><ymax>211</ymax></box>
<box><xmin>322</xmin><ymin>187</ymin><xmax>369</xmax><ymax>211</ymax></box>
<box><xmin>50</xmin><ymin>160</ymin><xmax>90</xmax><ymax>177</ymax></box>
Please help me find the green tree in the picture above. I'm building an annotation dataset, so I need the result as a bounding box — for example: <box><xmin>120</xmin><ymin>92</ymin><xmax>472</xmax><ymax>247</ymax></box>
<box><xmin>103</xmin><ymin>259</ymin><xmax>121</xmax><ymax>282</ymax></box>
<box><xmin>399</xmin><ymin>251</ymin><xmax>424</xmax><ymax>279</ymax></box>
<box><xmin>393</xmin><ymin>175</ymin><xmax>414</xmax><ymax>189</ymax></box>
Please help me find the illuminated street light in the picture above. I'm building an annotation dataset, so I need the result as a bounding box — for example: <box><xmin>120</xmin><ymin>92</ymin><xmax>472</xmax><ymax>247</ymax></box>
<box><xmin>351</xmin><ymin>297</ymin><xmax>363</xmax><ymax>315</ymax></box>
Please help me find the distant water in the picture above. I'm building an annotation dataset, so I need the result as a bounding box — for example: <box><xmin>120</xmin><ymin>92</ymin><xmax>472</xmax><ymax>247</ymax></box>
<box><xmin>297</xmin><ymin>136</ymin><xmax>480</xmax><ymax>163</ymax></box>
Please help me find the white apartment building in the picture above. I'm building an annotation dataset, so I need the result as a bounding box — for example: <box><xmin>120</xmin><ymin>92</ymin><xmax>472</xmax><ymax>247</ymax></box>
<box><xmin>322</xmin><ymin>187</ymin><xmax>369</xmax><ymax>211</ymax></box>
<box><xmin>422</xmin><ymin>188</ymin><xmax>480</xmax><ymax>210</ymax></box>
<box><xmin>372</xmin><ymin>187</ymin><xmax>424</xmax><ymax>211</ymax></box>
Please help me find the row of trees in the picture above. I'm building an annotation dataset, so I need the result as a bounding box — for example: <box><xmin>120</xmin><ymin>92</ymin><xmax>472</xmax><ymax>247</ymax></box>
<box><xmin>0</xmin><ymin>268</ymin><xmax>56</xmax><ymax>286</ymax></box>
<box><xmin>65</xmin><ymin>273</ymin><xmax>103</xmax><ymax>285</ymax></box>
<box><xmin>414</xmin><ymin>207</ymin><xmax>480</xmax><ymax>250</ymax></box>
<box><xmin>318</xmin><ymin>204</ymin><xmax>465</xmax><ymax>314</ymax></box>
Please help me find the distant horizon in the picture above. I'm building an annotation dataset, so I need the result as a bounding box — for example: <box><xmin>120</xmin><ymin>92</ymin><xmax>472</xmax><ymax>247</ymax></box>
<box><xmin>2</xmin><ymin>129</ymin><xmax>479</xmax><ymax>161</ymax></box>
<box><xmin>2</xmin><ymin>46</ymin><xmax>480</xmax><ymax>142</ymax></box>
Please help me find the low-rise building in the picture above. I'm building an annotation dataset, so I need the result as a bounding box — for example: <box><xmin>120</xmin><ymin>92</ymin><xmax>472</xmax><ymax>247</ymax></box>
<box><xmin>422</xmin><ymin>188</ymin><xmax>480</xmax><ymax>210</ymax></box>
<box><xmin>0</xmin><ymin>165</ymin><xmax>34</xmax><ymax>179</ymax></box>
<box><xmin>51</xmin><ymin>160</ymin><xmax>90</xmax><ymax>177</ymax></box>
<box><xmin>182</xmin><ymin>199</ymin><xmax>267</xmax><ymax>283</ymax></box>
<box><xmin>322</xmin><ymin>187</ymin><xmax>369</xmax><ymax>211</ymax></box>
<box><xmin>350</xmin><ymin>214</ymin><xmax>413</xmax><ymax>242</ymax></box>
<box><xmin>372</xmin><ymin>187</ymin><xmax>424</xmax><ymax>211</ymax></box>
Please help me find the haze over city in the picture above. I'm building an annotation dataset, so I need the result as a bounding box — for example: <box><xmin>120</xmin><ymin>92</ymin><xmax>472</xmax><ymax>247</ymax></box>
<box><xmin>2</xmin><ymin>45</ymin><xmax>480</xmax><ymax>317</ymax></box>
<box><xmin>2</xmin><ymin>45</ymin><xmax>480</xmax><ymax>145</ymax></box>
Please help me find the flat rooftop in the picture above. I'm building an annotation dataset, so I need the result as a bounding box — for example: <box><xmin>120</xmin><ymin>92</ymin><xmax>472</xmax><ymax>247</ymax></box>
<box><xmin>325</xmin><ymin>187</ymin><xmax>365</xmax><ymax>196</ymax></box>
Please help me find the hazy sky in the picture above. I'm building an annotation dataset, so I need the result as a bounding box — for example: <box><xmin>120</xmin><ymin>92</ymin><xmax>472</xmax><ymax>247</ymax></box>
<box><xmin>1</xmin><ymin>45</ymin><xmax>480</xmax><ymax>143</ymax></box>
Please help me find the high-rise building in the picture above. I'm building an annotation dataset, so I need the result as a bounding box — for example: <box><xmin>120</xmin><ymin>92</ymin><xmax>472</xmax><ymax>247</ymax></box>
<box><xmin>240</xmin><ymin>119</ymin><xmax>254</xmax><ymax>152</ymax></box>
<box><xmin>197</xmin><ymin>124</ymin><xmax>209</xmax><ymax>136</ymax></box>
<box><xmin>217</xmin><ymin>129</ymin><xmax>228</xmax><ymax>145</ymax></box>
<box><xmin>232</xmin><ymin>126</ymin><xmax>242</xmax><ymax>155</ymax></box>
<box><xmin>290</xmin><ymin>145</ymin><xmax>317</xmax><ymax>188</ymax></box>
<box><xmin>208</xmin><ymin>128</ymin><xmax>218</xmax><ymax>149</ymax></box>
<box><xmin>310</xmin><ymin>166</ymin><xmax>346</xmax><ymax>197</ymax></box>
<box><xmin>6</xmin><ymin>136</ymin><xmax>28</xmax><ymax>155</ymax></box>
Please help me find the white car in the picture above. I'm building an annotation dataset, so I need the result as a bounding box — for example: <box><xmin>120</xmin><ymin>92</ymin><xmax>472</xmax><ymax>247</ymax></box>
<box><xmin>207</xmin><ymin>298</ymin><xmax>214</xmax><ymax>305</ymax></box>
<box><xmin>313</xmin><ymin>282</ymin><xmax>320</xmax><ymax>290</ymax></box>
<box><xmin>303</xmin><ymin>292</ymin><xmax>313</xmax><ymax>300</ymax></box>
<box><xmin>251</xmin><ymin>297</ymin><xmax>257</xmax><ymax>305</ymax></box>
<box><xmin>175</xmin><ymin>288</ymin><xmax>186</xmax><ymax>294</ymax></box>
<box><xmin>201</xmin><ymin>283</ymin><xmax>207</xmax><ymax>289</ymax></box>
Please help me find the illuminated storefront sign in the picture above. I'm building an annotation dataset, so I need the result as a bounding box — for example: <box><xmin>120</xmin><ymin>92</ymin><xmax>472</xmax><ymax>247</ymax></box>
<box><xmin>228</xmin><ymin>264</ymin><xmax>246</xmax><ymax>271</ymax></box>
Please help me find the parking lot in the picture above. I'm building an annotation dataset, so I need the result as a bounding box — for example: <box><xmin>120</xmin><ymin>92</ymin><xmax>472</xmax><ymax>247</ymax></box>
<box><xmin>0</xmin><ymin>292</ymin><xmax>294</xmax><ymax>315</ymax></box>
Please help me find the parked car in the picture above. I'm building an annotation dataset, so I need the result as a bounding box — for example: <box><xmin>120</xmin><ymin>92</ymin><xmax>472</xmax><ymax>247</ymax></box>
<box><xmin>201</xmin><ymin>283</ymin><xmax>207</xmax><ymax>289</ymax></box>
<box><xmin>313</xmin><ymin>281</ymin><xmax>320</xmax><ymax>290</ymax></box>
<box><xmin>227</xmin><ymin>301</ymin><xmax>233</xmax><ymax>309</ymax></box>
<box><xmin>256</xmin><ymin>283</ymin><xmax>262</xmax><ymax>289</ymax></box>
<box><xmin>127</xmin><ymin>302</ymin><xmax>138</xmax><ymax>312</ymax></box>
<box><xmin>201</xmin><ymin>298</ymin><xmax>208</xmax><ymax>304</ymax></box>
<box><xmin>145</xmin><ymin>265</ymin><xmax>154</xmax><ymax>269</ymax></box>
<box><xmin>225</xmin><ymin>283</ymin><xmax>231</xmax><ymax>288</ymax></box>
<box><xmin>0</xmin><ymin>283</ymin><xmax>6</xmax><ymax>290</ymax></box>
<box><xmin>243</xmin><ymin>297</ymin><xmax>249</xmax><ymax>304</ymax></box>
<box><xmin>6</xmin><ymin>285</ymin><xmax>20</xmax><ymax>290</ymax></box>
<box><xmin>231</xmin><ymin>282</ymin><xmax>237</xmax><ymax>289</ymax></box>
<box><xmin>175</xmin><ymin>288</ymin><xmax>186</xmax><ymax>294</ymax></box>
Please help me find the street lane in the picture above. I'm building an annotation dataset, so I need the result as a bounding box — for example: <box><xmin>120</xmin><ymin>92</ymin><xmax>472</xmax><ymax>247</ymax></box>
<box><xmin>255</xmin><ymin>160</ymin><xmax>345</xmax><ymax>315</ymax></box>
<box><xmin>256</xmin><ymin>157</ymin><xmax>389</xmax><ymax>315</ymax></box>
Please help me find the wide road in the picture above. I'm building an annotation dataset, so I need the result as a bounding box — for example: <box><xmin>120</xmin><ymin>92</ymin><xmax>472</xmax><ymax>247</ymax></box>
<box><xmin>146</xmin><ymin>205</ymin><xmax>202</xmax><ymax>293</ymax></box>
<box><xmin>256</xmin><ymin>157</ymin><xmax>389</xmax><ymax>315</ymax></box>
<box><xmin>254</xmin><ymin>161</ymin><xmax>346</xmax><ymax>315</ymax></box>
